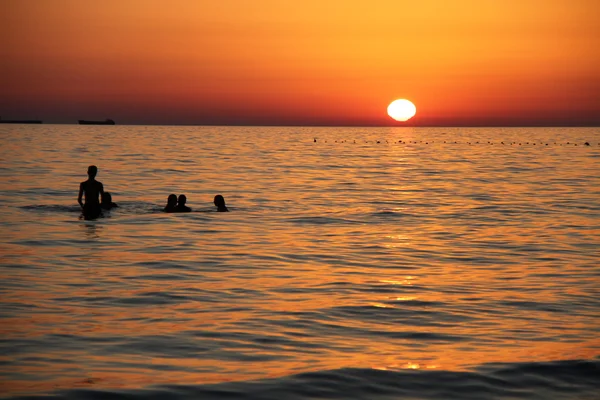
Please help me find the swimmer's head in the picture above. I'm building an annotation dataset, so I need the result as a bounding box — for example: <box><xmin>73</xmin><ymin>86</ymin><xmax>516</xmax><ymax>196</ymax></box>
<box><xmin>167</xmin><ymin>194</ymin><xmax>177</xmax><ymax>207</ymax></box>
<box><xmin>214</xmin><ymin>194</ymin><xmax>226</xmax><ymax>207</ymax></box>
<box><xmin>88</xmin><ymin>165</ymin><xmax>98</xmax><ymax>178</ymax></box>
<box><xmin>178</xmin><ymin>194</ymin><xmax>187</xmax><ymax>206</ymax></box>
<box><xmin>102</xmin><ymin>192</ymin><xmax>112</xmax><ymax>203</ymax></box>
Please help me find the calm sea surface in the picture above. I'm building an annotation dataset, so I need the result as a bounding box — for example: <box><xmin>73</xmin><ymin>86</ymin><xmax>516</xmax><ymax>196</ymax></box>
<box><xmin>0</xmin><ymin>125</ymin><xmax>599</xmax><ymax>399</ymax></box>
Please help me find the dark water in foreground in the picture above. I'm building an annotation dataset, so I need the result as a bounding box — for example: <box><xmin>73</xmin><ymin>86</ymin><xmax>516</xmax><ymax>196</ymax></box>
<box><xmin>10</xmin><ymin>361</ymin><xmax>600</xmax><ymax>400</ymax></box>
<box><xmin>1</xmin><ymin>126</ymin><xmax>599</xmax><ymax>399</ymax></box>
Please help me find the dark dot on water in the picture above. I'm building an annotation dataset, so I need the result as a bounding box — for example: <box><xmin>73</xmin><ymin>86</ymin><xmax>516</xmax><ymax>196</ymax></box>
<box><xmin>377</xmin><ymin>141</ymin><xmax>380</xmax><ymax>143</ymax></box>
<box><xmin>584</xmin><ymin>142</ymin><xmax>590</xmax><ymax>146</ymax></box>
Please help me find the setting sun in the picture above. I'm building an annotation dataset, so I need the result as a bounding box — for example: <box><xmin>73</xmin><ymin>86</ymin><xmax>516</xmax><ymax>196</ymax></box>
<box><xmin>387</xmin><ymin>99</ymin><xmax>417</xmax><ymax>122</ymax></box>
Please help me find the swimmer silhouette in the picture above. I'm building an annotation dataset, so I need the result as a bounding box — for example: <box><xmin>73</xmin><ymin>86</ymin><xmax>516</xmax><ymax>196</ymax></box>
<box><xmin>100</xmin><ymin>192</ymin><xmax>118</xmax><ymax>210</ymax></box>
<box><xmin>175</xmin><ymin>194</ymin><xmax>191</xmax><ymax>212</ymax></box>
<box><xmin>164</xmin><ymin>194</ymin><xmax>177</xmax><ymax>213</ymax></box>
<box><xmin>214</xmin><ymin>194</ymin><xmax>229</xmax><ymax>212</ymax></box>
<box><xmin>78</xmin><ymin>165</ymin><xmax>103</xmax><ymax>220</ymax></box>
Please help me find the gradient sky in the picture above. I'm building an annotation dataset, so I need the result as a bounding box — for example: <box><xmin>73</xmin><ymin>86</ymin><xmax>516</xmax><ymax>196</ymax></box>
<box><xmin>2</xmin><ymin>0</ymin><xmax>599</xmax><ymax>126</ymax></box>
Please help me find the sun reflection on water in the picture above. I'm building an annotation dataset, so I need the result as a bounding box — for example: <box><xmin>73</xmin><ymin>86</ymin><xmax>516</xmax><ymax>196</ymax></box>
<box><xmin>393</xmin><ymin>296</ymin><xmax>417</xmax><ymax>301</ymax></box>
<box><xmin>373</xmin><ymin>363</ymin><xmax>439</xmax><ymax>371</ymax></box>
<box><xmin>379</xmin><ymin>277</ymin><xmax>416</xmax><ymax>285</ymax></box>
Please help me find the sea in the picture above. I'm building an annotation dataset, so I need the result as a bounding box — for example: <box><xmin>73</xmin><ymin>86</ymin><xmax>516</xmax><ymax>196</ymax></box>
<box><xmin>0</xmin><ymin>125</ymin><xmax>599</xmax><ymax>399</ymax></box>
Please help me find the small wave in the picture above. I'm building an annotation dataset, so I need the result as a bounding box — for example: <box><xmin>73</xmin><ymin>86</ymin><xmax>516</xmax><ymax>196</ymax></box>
<box><xmin>20</xmin><ymin>204</ymin><xmax>81</xmax><ymax>213</ymax></box>
<box><xmin>287</xmin><ymin>216</ymin><xmax>362</xmax><ymax>225</ymax></box>
<box><xmin>18</xmin><ymin>202</ymin><xmax>223</xmax><ymax>216</ymax></box>
<box><xmin>324</xmin><ymin>305</ymin><xmax>475</xmax><ymax>329</ymax></box>
<box><xmin>369</xmin><ymin>210</ymin><xmax>414</xmax><ymax>219</ymax></box>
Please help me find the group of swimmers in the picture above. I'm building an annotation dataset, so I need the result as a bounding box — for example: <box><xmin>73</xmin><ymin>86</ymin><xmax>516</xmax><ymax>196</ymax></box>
<box><xmin>162</xmin><ymin>193</ymin><xmax>228</xmax><ymax>213</ymax></box>
<box><xmin>78</xmin><ymin>165</ymin><xmax>228</xmax><ymax>219</ymax></box>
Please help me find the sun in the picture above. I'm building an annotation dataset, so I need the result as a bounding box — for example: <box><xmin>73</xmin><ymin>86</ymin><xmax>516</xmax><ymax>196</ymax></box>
<box><xmin>387</xmin><ymin>99</ymin><xmax>416</xmax><ymax>122</ymax></box>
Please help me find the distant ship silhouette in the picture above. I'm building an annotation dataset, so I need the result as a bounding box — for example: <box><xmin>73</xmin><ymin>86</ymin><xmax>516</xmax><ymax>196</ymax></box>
<box><xmin>78</xmin><ymin>119</ymin><xmax>115</xmax><ymax>125</ymax></box>
<box><xmin>0</xmin><ymin>116</ymin><xmax>42</xmax><ymax>124</ymax></box>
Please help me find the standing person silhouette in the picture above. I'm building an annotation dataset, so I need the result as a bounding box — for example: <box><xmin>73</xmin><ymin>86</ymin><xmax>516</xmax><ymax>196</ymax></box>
<box><xmin>78</xmin><ymin>165</ymin><xmax>104</xmax><ymax>220</ymax></box>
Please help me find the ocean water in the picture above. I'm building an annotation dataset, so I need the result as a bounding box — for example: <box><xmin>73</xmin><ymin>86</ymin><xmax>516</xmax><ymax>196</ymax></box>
<box><xmin>0</xmin><ymin>125</ymin><xmax>599</xmax><ymax>399</ymax></box>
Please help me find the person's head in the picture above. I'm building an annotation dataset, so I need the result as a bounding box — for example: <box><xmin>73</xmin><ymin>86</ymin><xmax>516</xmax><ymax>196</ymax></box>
<box><xmin>178</xmin><ymin>194</ymin><xmax>187</xmax><ymax>206</ymax></box>
<box><xmin>167</xmin><ymin>194</ymin><xmax>177</xmax><ymax>207</ymax></box>
<box><xmin>214</xmin><ymin>194</ymin><xmax>226</xmax><ymax>208</ymax></box>
<box><xmin>101</xmin><ymin>192</ymin><xmax>112</xmax><ymax>203</ymax></box>
<box><xmin>87</xmin><ymin>165</ymin><xmax>98</xmax><ymax>178</ymax></box>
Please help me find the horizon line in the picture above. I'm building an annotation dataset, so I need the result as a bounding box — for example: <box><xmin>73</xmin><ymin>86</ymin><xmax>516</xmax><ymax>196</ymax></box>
<box><xmin>2</xmin><ymin>122</ymin><xmax>599</xmax><ymax>128</ymax></box>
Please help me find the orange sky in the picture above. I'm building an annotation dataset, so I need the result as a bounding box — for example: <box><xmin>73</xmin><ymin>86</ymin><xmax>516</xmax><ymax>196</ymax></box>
<box><xmin>2</xmin><ymin>0</ymin><xmax>599</xmax><ymax>125</ymax></box>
